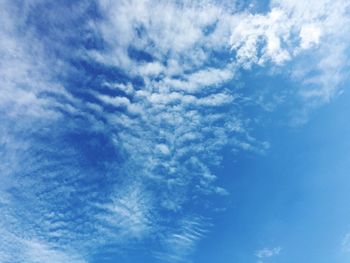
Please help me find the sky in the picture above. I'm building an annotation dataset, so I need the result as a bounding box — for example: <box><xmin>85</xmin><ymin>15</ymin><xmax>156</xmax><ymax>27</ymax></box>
<box><xmin>1</xmin><ymin>0</ymin><xmax>350</xmax><ymax>262</ymax></box>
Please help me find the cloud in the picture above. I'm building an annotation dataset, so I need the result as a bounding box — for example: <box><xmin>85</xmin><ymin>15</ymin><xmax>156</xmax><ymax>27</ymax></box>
<box><xmin>0</xmin><ymin>227</ymin><xmax>87</xmax><ymax>263</ymax></box>
<box><xmin>1</xmin><ymin>0</ymin><xmax>350</xmax><ymax>262</ymax></box>
<box><xmin>255</xmin><ymin>247</ymin><xmax>282</xmax><ymax>263</ymax></box>
<box><xmin>154</xmin><ymin>217</ymin><xmax>211</xmax><ymax>263</ymax></box>
<box><xmin>299</xmin><ymin>24</ymin><xmax>322</xmax><ymax>49</ymax></box>
<box><xmin>230</xmin><ymin>0</ymin><xmax>350</xmax><ymax>105</ymax></box>
<box><xmin>0</xmin><ymin>2</ymin><xmax>248</xmax><ymax>260</ymax></box>
<box><xmin>230</xmin><ymin>8</ymin><xmax>292</xmax><ymax>67</ymax></box>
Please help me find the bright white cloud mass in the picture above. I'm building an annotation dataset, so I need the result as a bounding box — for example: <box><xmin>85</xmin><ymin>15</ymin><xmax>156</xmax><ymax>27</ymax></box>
<box><xmin>1</xmin><ymin>0</ymin><xmax>350</xmax><ymax>262</ymax></box>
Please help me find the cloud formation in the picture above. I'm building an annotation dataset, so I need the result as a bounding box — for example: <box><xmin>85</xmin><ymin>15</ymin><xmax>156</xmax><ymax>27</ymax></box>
<box><xmin>255</xmin><ymin>247</ymin><xmax>281</xmax><ymax>263</ymax></box>
<box><xmin>1</xmin><ymin>0</ymin><xmax>350</xmax><ymax>262</ymax></box>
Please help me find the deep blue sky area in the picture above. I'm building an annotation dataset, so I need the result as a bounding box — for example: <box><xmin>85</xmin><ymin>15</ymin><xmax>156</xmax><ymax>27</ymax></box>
<box><xmin>1</xmin><ymin>1</ymin><xmax>350</xmax><ymax>263</ymax></box>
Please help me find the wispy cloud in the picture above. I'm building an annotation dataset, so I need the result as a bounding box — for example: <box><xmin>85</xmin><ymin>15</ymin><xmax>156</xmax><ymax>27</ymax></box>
<box><xmin>255</xmin><ymin>247</ymin><xmax>282</xmax><ymax>263</ymax></box>
<box><xmin>154</xmin><ymin>217</ymin><xmax>211</xmax><ymax>263</ymax></box>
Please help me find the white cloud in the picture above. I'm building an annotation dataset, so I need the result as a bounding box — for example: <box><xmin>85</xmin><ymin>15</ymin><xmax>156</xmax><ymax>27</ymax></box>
<box><xmin>0</xmin><ymin>227</ymin><xmax>86</xmax><ymax>263</ymax></box>
<box><xmin>139</xmin><ymin>61</ymin><xmax>165</xmax><ymax>76</ymax></box>
<box><xmin>229</xmin><ymin>0</ymin><xmax>350</xmax><ymax>127</ymax></box>
<box><xmin>24</xmin><ymin>239</ymin><xmax>87</xmax><ymax>263</ymax></box>
<box><xmin>255</xmin><ymin>246</ymin><xmax>282</xmax><ymax>263</ymax></box>
<box><xmin>95</xmin><ymin>183</ymin><xmax>154</xmax><ymax>240</ymax></box>
<box><xmin>156</xmin><ymin>144</ymin><xmax>171</xmax><ymax>155</ymax></box>
<box><xmin>230</xmin><ymin>8</ymin><xmax>292</xmax><ymax>67</ymax></box>
<box><xmin>154</xmin><ymin>217</ymin><xmax>210</xmax><ymax>263</ymax></box>
<box><xmin>299</xmin><ymin>24</ymin><xmax>322</xmax><ymax>49</ymax></box>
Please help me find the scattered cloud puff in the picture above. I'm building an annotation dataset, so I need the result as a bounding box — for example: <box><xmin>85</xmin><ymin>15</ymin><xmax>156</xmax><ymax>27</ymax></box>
<box><xmin>255</xmin><ymin>247</ymin><xmax>282</xmax><ymax>263</ymax></box>
<box><xmin>1</xmin><ymin>0</ymin><xmax>350</xmax><ymax>262</ymax></box>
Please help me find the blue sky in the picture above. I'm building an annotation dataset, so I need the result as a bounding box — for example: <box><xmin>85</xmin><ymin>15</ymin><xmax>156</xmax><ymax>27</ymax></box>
<box><xmin>1</xmin><ymin>0</ymin><xmax>350</xmax><ymax>262</ymax></box>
